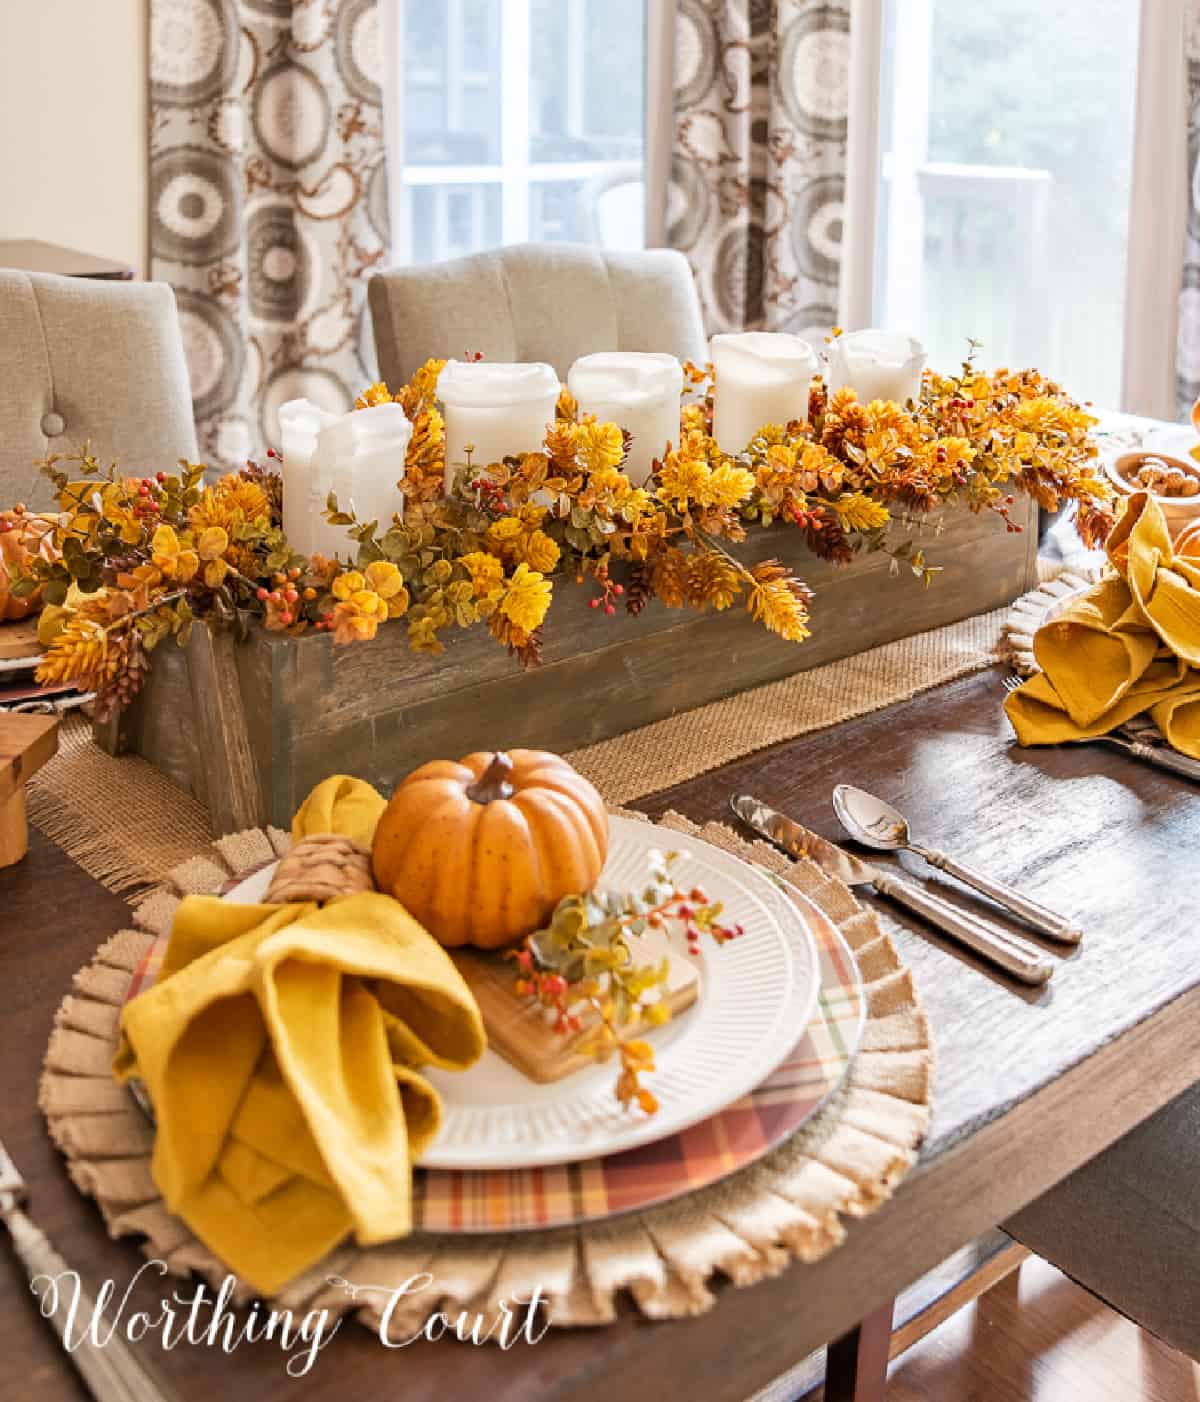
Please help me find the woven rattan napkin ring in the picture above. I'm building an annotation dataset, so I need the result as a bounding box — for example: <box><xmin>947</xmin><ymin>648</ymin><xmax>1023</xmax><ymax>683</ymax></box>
<box><xmin>262</xmin><ymin>833</ymin><xmax>374</xmax><ymax>904</ymax></box>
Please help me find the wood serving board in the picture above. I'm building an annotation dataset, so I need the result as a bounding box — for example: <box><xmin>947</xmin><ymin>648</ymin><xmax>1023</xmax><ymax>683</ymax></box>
<box><xmin>0</xmin><ymin>619</ymin><xmax>41</xmax><ymax>663</ymax></box>
<box><xmin>451</xmin><ymin>926</ymin><xmax>701</xmax><ymax>1084</ymax></box>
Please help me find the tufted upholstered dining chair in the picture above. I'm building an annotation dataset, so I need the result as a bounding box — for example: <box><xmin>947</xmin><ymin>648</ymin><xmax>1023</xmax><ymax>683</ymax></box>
<box><xmin>1003</xmin><ymin>1081</ymin><xmax>1200</xmax><ymax>1359</ymax></box>
<box><xmin>368</xmin><ymin>242</ymin><xmax>708</xmax><ymax>388</ymax></box>
<box><xmin>0</xmin><ymin>271</ymin><xmax>197</xmax><ymax>511</ymax></box>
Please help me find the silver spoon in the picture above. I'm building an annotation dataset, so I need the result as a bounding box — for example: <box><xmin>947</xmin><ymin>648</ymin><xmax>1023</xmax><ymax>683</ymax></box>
<box><xmin>833</xmin><ymin>784</ymin><xmax>1082</xmax><ymax>945</ymax></box>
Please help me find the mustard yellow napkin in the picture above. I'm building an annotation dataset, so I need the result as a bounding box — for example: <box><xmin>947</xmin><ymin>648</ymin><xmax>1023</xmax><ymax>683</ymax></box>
<box><xmin>115</xmin><ymin>776</ymin><xmax>485</xmax><ymax>1295</ymax></box>
<box><xmin>1006</xmin><ymin>494</ymin><xmax>1200</xmax><ymax>757</ymax></box>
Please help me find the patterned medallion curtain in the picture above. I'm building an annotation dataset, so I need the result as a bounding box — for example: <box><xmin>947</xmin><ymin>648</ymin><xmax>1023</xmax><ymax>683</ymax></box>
<box><xmin>666</xmin><ymin>0</ymin><xmax>850</xmax><ymax>338</ymax></box>
<box><xmin>1177</xmin><ymin>17</ymin><xmax>1200</xmax><ymax>418</ymax></box>
<box><xmin>150</xmin><ymin>0</ymin><xmax>390</xmax><ymax>470</ymax></box>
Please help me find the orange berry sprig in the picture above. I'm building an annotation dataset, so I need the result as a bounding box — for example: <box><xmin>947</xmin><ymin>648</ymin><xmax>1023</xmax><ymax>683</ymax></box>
<box><xmin>509</xmin><ymin>852</ymin><xmax>745</xmax><ymax>1113</ymax></box>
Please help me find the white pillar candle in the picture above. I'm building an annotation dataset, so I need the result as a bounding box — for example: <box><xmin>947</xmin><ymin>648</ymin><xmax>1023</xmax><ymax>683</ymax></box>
<box><xmin>280</xmin><ymin>400</ymin><xmax>411</xmax><ymax>560</ymax></box>
<box><xmin>826</xmin><ymin>329</ymin><xmax>926</xmax><ymax>406</ymax></box>
<box><xmin>316</xmin><ymin>403</ymin><xmax>412</xmax><ymax>553</ymax></box>
<box><xmin>437</xmin><ymin>360</ymin><xmax>561</xmax><ymax>493</ymax></box>
<box><xmin>278</xmin><ymin>398</ymin><xmax>337</xmax><ymax>558</ymax></box>
<box><xmin>710</xmin><ymin>332</ymin><xmax>818</xmax><ymax>454</ymax></box>
<box><xmin>567</xmin><ymin>352</ymin><xmax>683</xmax><ymax>485</ymax></box>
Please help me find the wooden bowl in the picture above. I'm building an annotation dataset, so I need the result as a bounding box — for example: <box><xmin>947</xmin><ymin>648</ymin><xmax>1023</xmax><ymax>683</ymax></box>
<box><xmin>1106</xmin><ymin>451</ymin><xmax>1200</xmax><ymax>532</ymax></box>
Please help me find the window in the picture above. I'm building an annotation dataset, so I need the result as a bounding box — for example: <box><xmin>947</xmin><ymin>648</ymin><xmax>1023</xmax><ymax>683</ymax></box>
<box><xmin>871</xmin><ymin>0</ymin><xmax>1141</xmax><ymax>408</ymax></box>
<box><xmin>390</xmin><ymin>0</ymin><xmax>647</xmax><ymax>264</ymax></box>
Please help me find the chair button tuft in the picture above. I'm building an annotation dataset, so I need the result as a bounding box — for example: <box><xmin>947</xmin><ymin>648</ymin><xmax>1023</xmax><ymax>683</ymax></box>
<box><xmin>40</xmin><ymin>411</ymin><xmax>66</xmax><ymax>438</ymax></box>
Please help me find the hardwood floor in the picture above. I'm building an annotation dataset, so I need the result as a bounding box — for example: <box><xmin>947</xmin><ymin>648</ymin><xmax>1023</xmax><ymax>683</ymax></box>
<box><xmin>878</xmin><ymin>1257</ymin><xmax>1200</xmax><ymax>1402</ymax></box>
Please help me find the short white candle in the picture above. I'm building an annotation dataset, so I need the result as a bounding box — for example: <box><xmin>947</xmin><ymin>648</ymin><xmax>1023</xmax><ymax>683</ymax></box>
<box><xmin>567</xmin><ymin>352</ymin><xmax>683</xmax><ymax>485</ymax></box>
<box><xmin>279</xmin><ymin>398</ymin><xmax>337</xmax><ymax>558</ymax></box>
<box><xmin>710</xmin><ymin>332</ymin><xmax>818</xmax><ymax>453</ymax></box>
<box><xmin>826</xmin><ymin>329</ymin><xmax>926</xmax><ymax>405</ymax></box>
<box><xmin>438</xmin><ymin>361</ymin><xmax>561</xmax><ymax>492</ymax></box>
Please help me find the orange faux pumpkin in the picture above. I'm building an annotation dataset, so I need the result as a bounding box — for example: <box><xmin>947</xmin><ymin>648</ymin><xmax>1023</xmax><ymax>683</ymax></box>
<box><xmin>0</xmin><ymin>517</ymin><xmax>54</xmax><ymax>621</ymax></box>
<box><xmin>372</xmin><ymin>749</ymin><xmax>608</xmax><ymax>949</ymax></box>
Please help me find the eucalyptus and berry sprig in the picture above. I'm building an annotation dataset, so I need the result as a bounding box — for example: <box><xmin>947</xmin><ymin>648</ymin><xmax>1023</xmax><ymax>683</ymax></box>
<box><xmin>509</xmin><ymin>849</ymin><xmax>744</xmax><ymax>1114</ymax></box>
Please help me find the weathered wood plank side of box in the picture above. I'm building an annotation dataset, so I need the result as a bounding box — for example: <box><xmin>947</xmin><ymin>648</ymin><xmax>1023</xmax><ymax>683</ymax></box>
<box><xmin>109</xmin><ymin>499</ymin><xmax>1037</xmax><ymax>828</ymax></box>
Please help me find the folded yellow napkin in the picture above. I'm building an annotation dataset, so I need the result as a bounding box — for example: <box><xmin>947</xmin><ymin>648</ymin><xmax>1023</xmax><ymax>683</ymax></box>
<box><xmin>1005</xmin><ymin>493</ymin><xmax>1200</xmax><ymax>757</ymax></box>
<box><xmin>114</xmin><ymin>776</ymin><xmax>485</xmax><ymax>1294</ymax></box>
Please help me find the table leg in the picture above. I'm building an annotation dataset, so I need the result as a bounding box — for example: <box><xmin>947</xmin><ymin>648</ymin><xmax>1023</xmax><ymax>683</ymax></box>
<box><xmin>823</xmin><ymin>1298</ymin><xmax>894</xmax><ymax>1402</ymax></box>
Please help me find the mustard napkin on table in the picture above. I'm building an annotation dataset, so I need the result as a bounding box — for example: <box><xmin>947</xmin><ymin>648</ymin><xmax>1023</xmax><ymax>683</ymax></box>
<box><xmin>114</xmin><ymin>776</ymin><xmax>485</xmax><ymax>1295</ymax></box>
<box><xmin>1005</xmin><ymin>493</ymin><xmax>1200</xmax><ymax>757</ymax></box>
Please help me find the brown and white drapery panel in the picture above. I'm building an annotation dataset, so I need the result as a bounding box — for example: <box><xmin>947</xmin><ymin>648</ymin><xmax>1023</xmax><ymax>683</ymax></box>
<box><xmin>150</xmin><ymin>0</ymin><xmax>390</xmax><ymax>469</ymax></box>
<box><xmin>1177</xmin><ymin>14</ymin><xmax>1200</xmax><ymax>418</ymax></box>
<box><xmin>666</xmin><ymin>0</ymin><xmax>849</xmax><ymax>338</ymax></box>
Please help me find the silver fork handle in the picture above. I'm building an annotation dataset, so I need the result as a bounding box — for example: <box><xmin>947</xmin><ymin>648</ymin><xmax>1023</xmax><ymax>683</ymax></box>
<box><xmin>870</xmin><ymin>868</ymin><xmax>1054</xmax><ymax>985</ymax></box>
<box><xmin>912</xmin><ymin>844</ymin><xmax>1082</xmax><ymax>945</ymax></box>
<box><xmin>5</xmin><ymin>1207</ymin><xmax>179</xmax><ymax>1401</ymax></box>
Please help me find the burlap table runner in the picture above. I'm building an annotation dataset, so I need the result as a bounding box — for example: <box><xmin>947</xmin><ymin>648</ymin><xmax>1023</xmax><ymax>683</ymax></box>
<box><xmin>40</xmin><ymin>811</ymin><xmax>932</xmax><ymax>1332</ymax></box>
<box><xmin>28</xmin><ymin>606</ymin><xmax>1009</xmax><ymax>896</ymax></box>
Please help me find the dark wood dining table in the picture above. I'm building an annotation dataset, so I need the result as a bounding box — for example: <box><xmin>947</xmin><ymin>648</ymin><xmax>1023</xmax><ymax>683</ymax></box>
<box><xmin>3</xmin><ymin>666</ymin><xmax>1199</xmax><ymax>1402</ymax></box>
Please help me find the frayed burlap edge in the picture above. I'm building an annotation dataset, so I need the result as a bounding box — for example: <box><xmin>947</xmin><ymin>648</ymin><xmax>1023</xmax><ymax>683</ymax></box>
<box><xmin>998</xmin><ymin>567</ymin><xmax>1104</xmax><ymax>677</ymax></box>
<box><xmin>39</xmin><ymin>812</ymin><xmax>933</xmax><ymax>1335</ymax></box>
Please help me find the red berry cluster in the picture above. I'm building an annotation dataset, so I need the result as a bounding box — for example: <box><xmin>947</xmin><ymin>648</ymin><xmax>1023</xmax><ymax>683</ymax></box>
<box><xmin>469</xmin><ymin>476</ymin><xmax>509</xmax><ymax>515</ymax></box>
<box><xmin>992</xmin><ymin>493</ymin><xmax>1024</xmax><ymax>534</ymax></box>
<box><xmin>584</xmin><ymin>563</ymin><xmax>625</xmax><ymax>616</ymax></box>
<box><xmin>511</xmin><ymin>948</ymin><xmax>582</xmax><ymax>1035</ymax></box>
<box><xmin>255</xmin><ymin>565</ymin><xmax>304</xmax><ymax>626</ymax></box>
<box><xmin>131</xmin><ymin>476</ymin><xmax>164</xmax><ymax>520</ymax></box>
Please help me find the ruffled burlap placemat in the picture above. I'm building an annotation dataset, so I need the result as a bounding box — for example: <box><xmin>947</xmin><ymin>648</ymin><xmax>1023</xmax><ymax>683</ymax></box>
<box><xmin>29</xmin><ymin>606</ymin><xmax>1010</xmax><ymax>895</ymax></box>
<box><xmin>40</xmin><ymin>812</ymin><xmax>932</xmax><ymax>1332</ymax></box>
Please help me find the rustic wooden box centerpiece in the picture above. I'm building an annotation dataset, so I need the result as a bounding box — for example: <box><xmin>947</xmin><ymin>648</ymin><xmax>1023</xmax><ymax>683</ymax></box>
<box><xmin>104</xmin><ymin>498</ymin><xmax>1038</xmax><ymax>832</ymax></box>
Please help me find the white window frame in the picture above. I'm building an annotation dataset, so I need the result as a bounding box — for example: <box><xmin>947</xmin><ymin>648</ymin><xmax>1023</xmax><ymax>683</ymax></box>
<box><xmin>841</xmin><ymin>0</ymin><xmax>1189</xmax><ymax>418</ymax></box>
<box><xmin>384</xmin><ymin>0</ymin><xmax>646</xmax><ymax>262</ymax></box>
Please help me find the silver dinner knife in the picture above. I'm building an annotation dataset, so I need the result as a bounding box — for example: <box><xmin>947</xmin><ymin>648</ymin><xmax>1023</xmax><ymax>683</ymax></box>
<box><xmin>0</xmin><ymin>1135</ymin><xmax>178</xmax><ymax>1401</ymax></box>
<box><xmin>730</xmin><ymin>795</ymin><xmax>1054</xmax><ymax>986</ymax></box>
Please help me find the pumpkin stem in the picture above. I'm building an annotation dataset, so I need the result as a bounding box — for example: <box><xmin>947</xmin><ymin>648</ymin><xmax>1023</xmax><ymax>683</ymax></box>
<box><xmin>467</xmin><ymin>751</ymin><xmax>515</xmax><ymax>804</ymax></box>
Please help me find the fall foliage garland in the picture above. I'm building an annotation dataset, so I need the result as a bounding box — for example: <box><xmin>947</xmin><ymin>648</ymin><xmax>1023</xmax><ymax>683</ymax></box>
<box><xmin>2</xmin><ymin>350</ymin><xmax>1112</xmax><ymax>719</ymax></box>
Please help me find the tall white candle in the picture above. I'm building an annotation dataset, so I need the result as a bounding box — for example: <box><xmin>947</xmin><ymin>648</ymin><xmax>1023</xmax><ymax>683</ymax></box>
<box><xmin>279</xmin><ymin>398</ymin><xmax>337</xmax><ymax>558</ymax></box>
<box><xmin>316</xmin><ymin>403</ymin><xmax>412</xmax><ymax>550</ymax></box>
<box><xmin>567</xmin><ymin>352</ymin><xmax>683</xmax><ymax>485</ymax></box>
<box><xmin>279</xmin><ymin>399</ymin><xmax>411</xmax><ymax>560</ymax></box>
<box><xmin>710</xmin><ymin>332</ymin><xmax>818</xmax><ymax>454</ymax></box>
<box><xmin>438</xmin><ymin>361</ymin><xmax>561</xmax><ymax>492</ymax></box>
<box><xmin>826</xmin><ymin>329</ymin><xmax>926</xmax><ymax>405</ymax></box>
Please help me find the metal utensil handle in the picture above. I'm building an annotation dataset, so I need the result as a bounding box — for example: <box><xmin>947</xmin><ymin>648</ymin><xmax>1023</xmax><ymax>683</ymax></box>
<box><xmin>912</xmin><ymin>844</ymin><xmax>1082</xmax><ymax>945</ymax></box>
<box><xmin>5</xmin><ymin>1207</ymin><xmax>178</xmax><ymax>1402</ymax></box>
<box><xmin>1120</xmin><ymin>737</ymin><xmax>1200</xmax><ymax>782</ymax></box>
<box><xmin>870</xmin><ymin>869</ymin><xmax>1054</xmax><ymax>985</ymax></box>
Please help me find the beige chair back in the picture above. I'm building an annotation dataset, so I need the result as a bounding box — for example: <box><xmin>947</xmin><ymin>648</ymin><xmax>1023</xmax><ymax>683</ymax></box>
<box><xmin>0</xmin><ymin>271</ymin><xmax>197</xmax><ymax>509</ymax></box>
<box><xmin>368</xmin><ymin>243</ymin><xmax>707</xmax><ymax>388</ymax></box>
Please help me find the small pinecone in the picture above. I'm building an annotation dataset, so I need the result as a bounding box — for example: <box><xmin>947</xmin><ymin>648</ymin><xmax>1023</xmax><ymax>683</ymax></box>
<box><xmin>264</xmin><ymin>833</ymin><xmax>375</xmax><ymax>904</ymax></box>
<box><xmin>625</xmin><ymin>563</ymin><xmax>653</xmax><ymax>616</ymax></box>
<box><xmin>512</xmin><ymin>626</ymin><xmax>544</xmax><ymax>670</ymax></box>
<box><xmin>94</xmin><ymin>630</ymin><xmax>149</xmax><ymax>722</ymax></box>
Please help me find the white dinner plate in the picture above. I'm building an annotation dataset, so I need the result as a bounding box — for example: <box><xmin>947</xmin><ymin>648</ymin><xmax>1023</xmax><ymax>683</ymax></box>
<box><xmin>225</xmin><ymin>813</ymin><xmax>820</xmax><ymax>1171</ymax></box>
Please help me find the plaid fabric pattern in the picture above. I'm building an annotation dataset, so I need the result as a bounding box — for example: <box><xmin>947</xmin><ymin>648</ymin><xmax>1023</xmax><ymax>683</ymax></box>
<box><xmin>125</xmin><ymin>874</ymin><xmax>863</xmax><ymax>1234</ymax></box>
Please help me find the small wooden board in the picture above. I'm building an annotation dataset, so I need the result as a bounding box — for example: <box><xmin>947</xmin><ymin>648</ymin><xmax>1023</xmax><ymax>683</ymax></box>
<box><xmin>0</xmin><ymin>712</ymin><xmax>58</xmax><ymax>867</ymax></box>
<box><xmin>0</xmin><ymin>619</ymin><xmax>41</xmax><ymax>663</ymax></box>
<box><xmin>452</xmin><ymin>926</ymin><xmax>701</xmax><ymax>1084</ymax></box>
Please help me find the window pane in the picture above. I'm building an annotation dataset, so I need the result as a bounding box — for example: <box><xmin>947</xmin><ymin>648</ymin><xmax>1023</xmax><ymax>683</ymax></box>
<box><xmin>403</xmin><ymin>0</ymin><xmax>501</xmax><ymax>166</ymax></box>
<box><xmin>407</xmin><ymin>184</ymin><xmax>502</xmax><ymax>264</ymax></box>
<box><xmin>394</xmin><ymin>0</ymin><xmax>646</xmax><ymax>262</ymax></box>
<box><xmin>875</xmin><ymin>0</ymin><xmax>1139</xmax><ymax>406</ymax></box>
<box><xmin>529</xmin><ymin>0</ymin><xmax>644</xmax><ymax>163</ymax></box>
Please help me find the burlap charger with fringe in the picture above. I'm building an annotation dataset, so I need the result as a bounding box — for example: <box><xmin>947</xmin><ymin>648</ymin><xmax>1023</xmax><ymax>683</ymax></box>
<box><xmin>40</xmin><ymin>812</ymin><xmax>933</xmax><ymax>1333</ymax></box>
